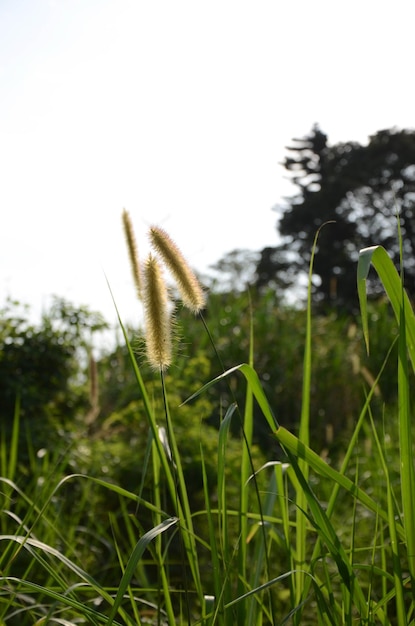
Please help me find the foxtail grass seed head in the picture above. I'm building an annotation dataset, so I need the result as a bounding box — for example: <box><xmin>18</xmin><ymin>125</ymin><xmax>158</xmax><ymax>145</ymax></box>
<box><xmin>149</xmin><ymin>225</ymin><xmax>206</xmax><ymax>313</ymax></box>
<box><xmin>122</xmin><ymin>208</ymin><xmax>142</xmax><ymax>300</ymax></box>
<box><xmin>143</xmin><ymin>254</ymin><xmax>172</xmax><ymax>370</ymax></box>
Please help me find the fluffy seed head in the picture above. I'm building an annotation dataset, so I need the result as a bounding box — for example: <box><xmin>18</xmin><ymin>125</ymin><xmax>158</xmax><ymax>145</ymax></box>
<box><xmin>122</xmin><ymin>209</ymin><xmax>142</xmax><ymax>300</ymax></box>
<box><xmin>149</xmin><ymin>226</ymin><xmax>206</xmax><ymax>313</ymax></box>
<box><xmin>143</xmin><ymin>254</ymin><xmax>172</xmax><ymax>370</ymax></box>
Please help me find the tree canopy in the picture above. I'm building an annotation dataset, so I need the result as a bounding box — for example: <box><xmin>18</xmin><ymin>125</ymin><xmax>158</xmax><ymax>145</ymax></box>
<box><xmin>256</xmin><ymin>125</ymin><xmax>415</xmax><ymax>311</ymax></box>
<box><xmin>0</xmin><ymin>297</ymin><xmax>108</xmax><ymax>454</ymax></box>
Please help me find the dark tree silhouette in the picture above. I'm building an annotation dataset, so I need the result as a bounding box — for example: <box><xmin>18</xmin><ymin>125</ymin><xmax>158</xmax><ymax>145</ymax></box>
<box><xmin>256</xmin><ymin>125</ymin><xmax>415</xmax><ymax>311</ymax></box>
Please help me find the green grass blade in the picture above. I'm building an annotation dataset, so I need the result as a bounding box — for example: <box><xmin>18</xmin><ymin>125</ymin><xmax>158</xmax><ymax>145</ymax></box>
<box><xmin>8</xmin><ymin>396</ymin><xmax>20</xmax><ymax>482</ymax></box>
<box><xmin>184</xmin><ymin>353</ymin><xmax>392</xmax><ymax>619</ymax></box>
<box><xmin>296</xmin><ymin>334</ymin><xmax>398</xmax><ymax>617</ymax></box>
<box><xmin>293</xmin><ymin>224</ymin><xmax>322</xmax><ymax>614</ymax></box>
<box><xmin>200</xmin><ymin>444</ymin><xmax>222</xmax><ymax>625</ymax></box>
<box><xmin>217</xmin><ymin>402</ymin><xmax>237</xmax><ymax>624</ymax></box>
<box><xmin>107</xmin><ymin>278</ymin><xmax>204</xmax><ymax>609</ymax></box>
<box><xmin>0</xmin><ymin>535</ymin><xmax>130</xmax><ymax>624</ymax></box>
<box><xmin>282</xmin><ymin>455</ymin><xmax>370</xmax><ymax>620</ymax></box>
<box><xmin>151</xmin><ymin>437</ymin><xmax>177</xmax><ymax>626</ymax></box>
<box><xmin>246</xmin><ymin>468</ymin><xmax>277</xmax><ymax>626</ymax></box>
<box><xmin>237</xmin><ymin>322</ymin><xmax>254</xmax><ymax>625</ymax></box>
<box><xmin>357</xmin><ymin>245</ymin><xmax>415</xmax><ymax>364</ymax></box>
<box><xmin>358</xmin><ymin>245</ymin><xmax>415</xmax><ymax>585</ymax></box>
<box><xmin>369</xmin><ymin>409</ymin><xmax>407</xmax><ymax>623</ymax></box>
<box><xmin>183</xmin><ymin>363</ymin><xmax>278</xmax><ymax>433</ymax></box>
<box><xmin>160</xmin><ymin>370</ymin><xmax>204</xmax><ymax>614</ymax></box>
<box><xmin>105</xmin><ymin>277</ymin><xmax>178</xmax><ymax>501</ymax></box>
<box><xmin>0</xmin><ymin>576</ymin><xmax>124</xmax><ymax>625</ymax></box>
<box><xmin>274</xmin><ymin>426</ymin><xmax>399</xmax><ymax>537</ymax></box>
<box><xmin>398</xmin><ymin>297</ymin><xmax>415</xmax><ymax>591</ymax></box>
<box><xmin>106</xmin><ymin>516</ymin><xmax>179</xmax><ymax>626</ymax></box>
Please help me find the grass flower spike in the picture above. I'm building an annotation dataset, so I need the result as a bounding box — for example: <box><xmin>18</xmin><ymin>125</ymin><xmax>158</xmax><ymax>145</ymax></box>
<box><xmin>149</xmin><ymin>225</ymin><xmax>206</xmax><ymax>313</ymax></box>
<box><xmin>122</xmin><ymin>208</ymin><xmax>142</xmax><ymax>299</ymax></box>
<box><xmin>143</xmin><ymin>254</ymin><xmax>172</xmax><ymax>370</ymax></box>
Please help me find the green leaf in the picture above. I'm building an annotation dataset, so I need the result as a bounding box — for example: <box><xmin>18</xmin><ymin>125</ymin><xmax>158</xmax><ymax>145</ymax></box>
<box><xmin>357</xmin><ymin>245</ymin><xmax>415</xmax><ymax>363</ymax></box>
<box><xmin>106</xmin><ymin>516</ymin><xmax>179</xmax><ymax>626</ymax></box>
<box><xmin>274</xmin><ymin>426</ymin><xmax>402</xmax><ymax>539</ymax></box>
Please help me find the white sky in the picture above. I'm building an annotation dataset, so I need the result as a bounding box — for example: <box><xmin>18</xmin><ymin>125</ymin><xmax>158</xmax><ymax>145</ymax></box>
<box><xmin>1</xmin><ymin>0</ymin><xmax>414</xmax><ymax>332</ymax></box>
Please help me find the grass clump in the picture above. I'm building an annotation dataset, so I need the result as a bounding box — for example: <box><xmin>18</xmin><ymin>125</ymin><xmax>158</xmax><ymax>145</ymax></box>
<box><xmin>1</xmin><ymin>216</ymin><xmax>415</xmax><ymax>624</ymax></box>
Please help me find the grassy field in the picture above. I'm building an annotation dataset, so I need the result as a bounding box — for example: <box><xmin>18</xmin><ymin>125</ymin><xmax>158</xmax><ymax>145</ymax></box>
<box><xmin>1</xmin><ymin>227</ymin><xmax>415</xmax><ymax>625</ymax></box>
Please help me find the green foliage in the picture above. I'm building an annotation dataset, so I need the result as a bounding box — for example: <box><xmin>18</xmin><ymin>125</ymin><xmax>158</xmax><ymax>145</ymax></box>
<box><xmin>0</xmin><ymin>299</ymin><xmax>75</xmax><ymax>424</ymax></box>
<box><xmin>2</xmin><ymin>240</ymin><xmax>415</xmax><ymax>624</ymax></box>
<box><xmin>0</xmin><ymin>297</ymin><xmax>109</xmax><ymax>482</ymax></box>
<box><xmin>163</xmin><ymin>290</ymin><xmax>403</xmax><ymax>452</ymax></box>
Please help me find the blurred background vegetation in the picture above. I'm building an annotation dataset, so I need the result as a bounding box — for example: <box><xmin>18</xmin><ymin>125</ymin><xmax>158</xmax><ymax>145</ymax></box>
<box><xmin>0</xmin><ymin>287</ymin><xmax>404</xmax><ymax>473</ymax></box>
<box><xmin>3</xmin><ymin>122</ymin><xmax>415</xmax><ymax>487</ymax></box>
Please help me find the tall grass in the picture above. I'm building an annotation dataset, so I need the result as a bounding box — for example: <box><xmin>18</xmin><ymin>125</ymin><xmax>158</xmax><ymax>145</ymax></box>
<box><xmin>1</xmin><ymin>232</ymin><xmax>415</xmax><ymax>624</ymax></box>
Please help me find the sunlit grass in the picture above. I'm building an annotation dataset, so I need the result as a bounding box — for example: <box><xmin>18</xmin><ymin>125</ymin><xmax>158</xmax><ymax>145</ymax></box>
<box><xmin>1</xmin><ymin>236</ymin><xmax>415</xmax><ymax>624</ymax></box>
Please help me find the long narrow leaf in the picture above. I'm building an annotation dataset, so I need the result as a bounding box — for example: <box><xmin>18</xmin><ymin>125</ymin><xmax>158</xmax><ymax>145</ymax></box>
<box><xmin>357</xmin><ymin>245</ymin><xmax>415</xmax><ymax>363</ymax></box>
<box><xmin>293</xmin><ymin>223</ymin><xmax>323</xmax><ymax>614</ymax></box>
<box><xmin>106</xmin><ymin>517</ymin><xmax>178</xmax><ymax>626</ymax></box>
<box><xmin>183</xmin><ymin>363</ymin><xmax>278</xmax><ymax>433</ymax></box>
<box><xmin>0</xmin><ymin>576</ymin><xmax>123</xmax><ymax>625</ymax></box>
<box><xmin>274</xmin><ymin>426</ymin><xmax>402</xmax><ymax>539</ymax></box>
<box><xmin>358</xmin><ymin>245</ymin><xmax>415</xmax><ymax>585</ymax></box>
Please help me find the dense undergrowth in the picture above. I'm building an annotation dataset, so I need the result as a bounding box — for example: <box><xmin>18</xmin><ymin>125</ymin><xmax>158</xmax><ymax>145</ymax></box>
<box><xmin>1</xmin><ymin>237</ymin><xmax>415</xmax><ymax>624</ymax></box>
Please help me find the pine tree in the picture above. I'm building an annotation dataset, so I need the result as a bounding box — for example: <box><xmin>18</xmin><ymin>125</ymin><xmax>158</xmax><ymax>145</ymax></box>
<box><xmin>256</xmin><ymin>125</ymin><xmax>415</xmax><ymax>311</ymax></box>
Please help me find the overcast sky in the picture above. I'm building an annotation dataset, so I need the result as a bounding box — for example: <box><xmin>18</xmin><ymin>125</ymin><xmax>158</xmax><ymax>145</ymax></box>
<box><xmin>1</xmin><ymin>0</ymin><xmax>414</xmax><ymax>332</ymax></box>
